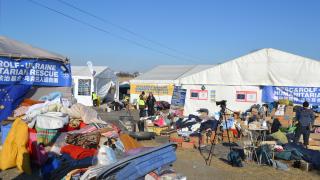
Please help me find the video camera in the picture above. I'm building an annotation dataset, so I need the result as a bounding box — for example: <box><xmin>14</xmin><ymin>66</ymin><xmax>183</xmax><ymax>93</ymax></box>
<box><xmin>216</xmin><ymin>100</ymin><xmax>226</xmax><ymax>107</ymax></box>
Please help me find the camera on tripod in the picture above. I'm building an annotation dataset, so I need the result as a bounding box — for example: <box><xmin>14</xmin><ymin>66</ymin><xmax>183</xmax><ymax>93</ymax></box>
<box><xmin>216</xmin><ymin>100</ymin><xmax>227</xmax><ymax>107</ymax></box>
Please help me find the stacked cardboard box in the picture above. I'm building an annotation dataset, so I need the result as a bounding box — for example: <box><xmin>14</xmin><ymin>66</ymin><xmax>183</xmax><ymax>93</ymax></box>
<box><xmin>314</xmin><ymin>114</ymin><xmax>320</xmax><ymax>126</ymax></box>
<box><xmin>222</xmin><ymin>131</ymin><xmax>235</xmax><ymax>143</ymax></box>
<box><xmin>309</xmin><ymin>133</ymin><xmax>320</xmax><ymax>146</ymax></box>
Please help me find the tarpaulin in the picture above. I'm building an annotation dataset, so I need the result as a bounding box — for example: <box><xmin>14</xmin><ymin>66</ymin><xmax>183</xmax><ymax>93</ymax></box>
<box><xmin>0</xmin><ymin>84</ymin><xmax>31</xmax><ymax>122</ymax></box>
<box><xmin>262</xmin><ymin>86</ymin><xmax>320</xmax><ymax>105</ymax></box>
<box><xmin>0</xmin><ymin>57</ymin><xmax>71</xmax><ymax>86</ymax></box>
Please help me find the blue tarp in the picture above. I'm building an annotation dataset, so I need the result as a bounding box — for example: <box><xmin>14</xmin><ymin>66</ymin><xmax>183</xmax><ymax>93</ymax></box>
<box><xmin>262</xmin><ymin>86</ymin><xmax>320</xmax><ymax>105</ymax></box>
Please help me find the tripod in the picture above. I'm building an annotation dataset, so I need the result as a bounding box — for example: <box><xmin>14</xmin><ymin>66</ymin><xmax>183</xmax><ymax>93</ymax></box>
<box><xmin>199</xmin><ymin>104</ymin><xmax>233</xmax><ymax>166</ymax></box>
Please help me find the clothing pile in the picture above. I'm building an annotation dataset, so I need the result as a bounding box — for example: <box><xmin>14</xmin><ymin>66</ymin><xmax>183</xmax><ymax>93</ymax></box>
<box><xmin>0</xmin><ymin>92</ymin><xmax>179</xmax><ymax>179</ymax></box>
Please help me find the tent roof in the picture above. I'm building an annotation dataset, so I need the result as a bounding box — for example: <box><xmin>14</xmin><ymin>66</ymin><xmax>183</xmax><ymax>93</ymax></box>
<box><xmin>179</xmin><ymin>48</ymin><xmax>320</xmax><ymax>86</ymax></box>
<box><xmin>71</xmin><ymin>66</ymin><xmax>108</xmax><ymax>77</ymax></box>
<box><xmin>0</xmin><ymin>36</ymin><xmax>68</xmax><ymax>63</ymax></box>
<box><xmin>131</xmin><ymin>65</ymin><xmax>214</xmax><ymax>84</ymax></box>
<box><xmin>72</xmin><ymin>66</ymin><xmax>117</xmax><ymax>81</ymax></box>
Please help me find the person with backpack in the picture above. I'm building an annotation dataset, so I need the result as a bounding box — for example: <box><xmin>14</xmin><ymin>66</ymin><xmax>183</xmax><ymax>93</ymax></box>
<box><xmin>294</xmin><ymin>101</ymin><xmax>315</xmax><ymax>147</ymax></box>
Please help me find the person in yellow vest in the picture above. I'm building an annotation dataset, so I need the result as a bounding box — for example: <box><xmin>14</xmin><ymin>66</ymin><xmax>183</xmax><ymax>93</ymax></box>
<box><xmin>137</xmin><ymin>91</ymin><xmax>146</xmax><ymax>131</ymax></box>
<box><xmin>92</xmin><ymin>92</ymin><xmax>98</xmax><ymax>107</ymax></box>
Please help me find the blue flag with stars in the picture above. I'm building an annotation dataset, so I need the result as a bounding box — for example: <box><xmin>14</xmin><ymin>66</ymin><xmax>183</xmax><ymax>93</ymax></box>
<box><xmin>0</xmin><ymin>84</ymin><xmax>31</xmax><ymax>122</ymax></box>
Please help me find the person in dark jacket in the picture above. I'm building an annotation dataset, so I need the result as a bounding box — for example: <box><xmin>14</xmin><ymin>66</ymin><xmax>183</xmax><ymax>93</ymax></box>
<box><xmin>137</xmin><ymin>91</ymin><xmax>146</xmax><ymax>131</ymax></box>
<box><xmin>294</xmin><ymin>101</ymin><xmax>315</xmax><ymax>147</ymax></box>
<box><xmin>146</xmin><ymin>92</ymin><xmax>156</xmax><ymax>116</ymax></box>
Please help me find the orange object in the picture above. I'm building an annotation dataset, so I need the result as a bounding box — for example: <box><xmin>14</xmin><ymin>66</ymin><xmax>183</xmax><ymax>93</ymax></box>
<box><xmin>79</xmin><ymin>122</ymin><xmax>87</xmax><ymax>129</ymax></box>
<box><xmin>119</xmin><ymin>134</ymin><xmax>142</xmax><ymax>151</ymax></box>
<box><xmin>20</xmin><ymin>99</ymin><xmax>44</xmax><ymax>106</ymax></box>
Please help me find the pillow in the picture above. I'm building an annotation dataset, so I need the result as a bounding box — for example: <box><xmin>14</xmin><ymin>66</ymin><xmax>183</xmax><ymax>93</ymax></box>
<box><xmin>271</xmin><ymin>130</ymin><xmax>288</xmax><ymax>144</ymax></box>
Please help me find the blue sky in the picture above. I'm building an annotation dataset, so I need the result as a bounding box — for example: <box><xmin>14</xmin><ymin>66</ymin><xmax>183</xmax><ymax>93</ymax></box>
<box><xmin>1</xmin><ymin>0</ymin><xmax>319</xmax><ymax>72</ymax></box>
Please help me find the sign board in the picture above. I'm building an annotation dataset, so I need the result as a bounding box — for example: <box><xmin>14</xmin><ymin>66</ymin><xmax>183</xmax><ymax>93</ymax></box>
<box><xmin>171</xmin><ymin>86</ymin><xmax>187</xmax><ymax>107</ymax></box>
<box><xmin>236</xmin><ymin>91</ymin><xmax>257</xmax><ymax>102</ymax></box>
<box><xmin>170</xmin><ymin>86</ymin><xmax>187</xmax><ymax>116</ymax></box>
<box><xmin>190</xmin><ymin>89</ymin><xmax>208</xmax><ymax>100</ymax></box>
<box><xmin>0</xmin><ymin>57</ymin><xmax>71</xmax><ymax>86</ymax></box>
<box><xmin>130</xmin><ymin>83</ymin><xmax>174</xmax><ymax>96</ymax></box>
<box><xmin>262</xmin><ymin>86</ymin><xmax>320</xmax><ymax>105</ymax></box>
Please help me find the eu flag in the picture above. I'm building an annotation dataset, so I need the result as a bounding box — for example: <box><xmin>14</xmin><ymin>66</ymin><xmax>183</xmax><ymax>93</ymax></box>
<box><xmin>0</xmin><ymin>85</ymin><xmax>31</xmax><ymax>122</ymax></box>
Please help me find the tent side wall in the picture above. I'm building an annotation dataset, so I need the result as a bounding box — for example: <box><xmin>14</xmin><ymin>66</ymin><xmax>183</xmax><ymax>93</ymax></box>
<box><xmin>181</xmin><ymin>84</ymin><xmax>262</xmax><ymax>115</ymax></box>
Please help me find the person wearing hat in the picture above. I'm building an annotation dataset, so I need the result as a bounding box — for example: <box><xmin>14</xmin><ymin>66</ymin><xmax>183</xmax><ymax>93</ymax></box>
<box><xmin>294</xmin><ymin>101</ymin><xmax>315</xmax><ymax>147</ymax></box>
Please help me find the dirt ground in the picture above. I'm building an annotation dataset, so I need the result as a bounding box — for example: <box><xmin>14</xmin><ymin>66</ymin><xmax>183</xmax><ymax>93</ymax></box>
<box><xmin>1</xmin><ymin>110</ymin><xmax>320</xmax><ymax>180</ymax></box>
<box><xmin>141</xmin><ymin>138</ymin><xmax>320</xmax><ymax>180</ymax></box>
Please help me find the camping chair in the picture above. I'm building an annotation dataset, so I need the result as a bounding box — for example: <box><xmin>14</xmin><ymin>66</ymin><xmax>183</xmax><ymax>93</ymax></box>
<box><xmin>243</xmin><ymin>130</ymin><xmax>259</xmax><ymax>164</ymax></box>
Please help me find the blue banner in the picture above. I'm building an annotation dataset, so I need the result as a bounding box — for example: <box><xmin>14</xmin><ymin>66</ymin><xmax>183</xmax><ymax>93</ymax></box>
<box><xmin>262</xmin><ymin>86</ymin><xmax>320</xmax><ymax>105</ymax></box>
<box><xmin>0</xmin><ymin>57</ymin><xmax>71</xmax><ymax>86</ymax></box>
<box><xmin>171</xmin><ymin>86</ymin><xmax>187</xmax><ymax>107</ymax></box>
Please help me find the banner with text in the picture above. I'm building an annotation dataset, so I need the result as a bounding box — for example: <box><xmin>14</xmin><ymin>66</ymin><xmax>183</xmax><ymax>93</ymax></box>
<box><xmin>0</xmin><ymin>57</ymin><xmax>71</xmax><ymax>86</ymax></box>
<box><xmin>130</xmin><ymin>83</ymin><xmax>174</xmax><ymax>96</ymax></box>
<box><xmin>262</xmin><ymin>86</ymin><xmax>320</xmax><ymax>105</ymax></box>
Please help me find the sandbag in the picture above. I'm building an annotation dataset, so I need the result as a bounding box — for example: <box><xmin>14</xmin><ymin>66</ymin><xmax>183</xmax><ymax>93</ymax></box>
<box><xmin>0</xmin><ymin>118</ymin><xmax>31</xmax><ymax>174</ymax></box>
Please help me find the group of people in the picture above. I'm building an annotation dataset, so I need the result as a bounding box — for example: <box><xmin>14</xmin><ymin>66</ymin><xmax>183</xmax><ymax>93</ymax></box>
<box><xmin>247</xmin><ymin>101</ymin><xmax>315</xmax><ymax>147</ymax></box>
<box><xmin>137</xmin><ymin>91</ymin><xmax>157</xmax><ymax>117</ymax></box>
<box><xmin>137</xmin><ymin>91</ymin><xmax>157</xmax><ymax>131</ymax></box>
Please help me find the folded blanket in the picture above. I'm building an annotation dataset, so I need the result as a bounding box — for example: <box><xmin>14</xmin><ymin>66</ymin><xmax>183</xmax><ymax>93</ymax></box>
<box><xmin>66</xmin><ymin>132</ymin><xmax>101</xmax><ymax>149</ymax></box>
<box><xmin>61</xmin><ymin>145</ymin><xmax>97</xmax><ymax>160</ymax></box>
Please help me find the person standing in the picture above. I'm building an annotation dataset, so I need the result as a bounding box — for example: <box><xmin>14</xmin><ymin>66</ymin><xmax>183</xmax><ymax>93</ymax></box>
<box><xmin>146</xmin><ymin>92</ymin><xmax>156</xmax><ymax>116</ymax></box>
<box><xmin>294</xmin><ymin>101</ymin><xmax>315</xmax><ymax>147</ymax></box>
<box><xmin>92</xmin><ymin>92</ymin><xmax>98</xmax><ymax>107</ymax></box>
<box><xmin>137</xmin><ymin>91</ymin><xmax>146</xmax><ymax>131</ymax></box>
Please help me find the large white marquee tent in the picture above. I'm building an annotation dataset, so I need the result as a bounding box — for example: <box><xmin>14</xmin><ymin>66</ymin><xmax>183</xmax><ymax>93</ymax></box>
<box><xmin>131</xmin><ymin>48</ymin><xmax>320</xmax><ymax>115</ymax></box>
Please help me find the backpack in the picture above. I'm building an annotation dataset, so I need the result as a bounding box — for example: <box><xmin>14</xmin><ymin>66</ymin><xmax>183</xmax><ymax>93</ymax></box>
<box><xmin>227</xmin><ymin>150</ymin><xmax>243</xmax><ymax>167</ymax></box>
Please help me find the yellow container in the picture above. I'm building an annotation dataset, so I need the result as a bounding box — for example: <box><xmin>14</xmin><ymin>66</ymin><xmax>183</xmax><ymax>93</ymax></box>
<box><xmin>146</xmin><ymin>126</ymin><xmax>168</xmax><ymax>135</ymax></box>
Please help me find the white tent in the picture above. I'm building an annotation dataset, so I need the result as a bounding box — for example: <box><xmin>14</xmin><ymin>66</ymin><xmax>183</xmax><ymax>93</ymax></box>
<box><xmin>179</xmin><ymin>48</ymin><xmax>320</xmax><ymax>86</ymax></box>
<box><xmin>131</xmin><ymin>48</ymin><xmax>320</xmax><ymax>116</ymax></box>
<box><xmin>72</xmin><ymin>66</ymin><xmax>118</xmax><ymax>106</ymax></box>
<box><xmin>130</xmin><ymin>65</ymin><xmax>213</xmax><ymax>103</ymax></box>
<box><xmin>179</xmin><ymin>48</ymin><xmax>320</xmax><ymax>115</ymax></box>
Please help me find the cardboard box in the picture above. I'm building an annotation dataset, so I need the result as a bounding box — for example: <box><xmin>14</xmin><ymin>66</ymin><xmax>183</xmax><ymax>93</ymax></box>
<box><xmin>307</xmin><ymin>145</ymin><xmax>320</xmax><ymax>151</ymax></box>
<box><xmin>299</xmin><ymin>160</ymin><xmax>311</xmax><ymax>172</ymax></box>
<box><xmin>310</xmin><ymin>133</ymin><xmax>320</xmax><ymax>140</ymax></box>
<box><xmin>181</xmin><ymin>142</ymin><xmax>195</xmax><ymax>149</ymax></box>
<box><xmin>314</xmin><ymin>116</ymin><xmax>320</xmax><ymax>126</ymax></box>
<box><xmin>169</xmin><ymin>137</ymin><xmax>184</xmax><ymax>143</ymax></box>
<box><xmin>309</xmin><ymin>138</ymin><xmax>320</xmax><ymax>146</ymax></box>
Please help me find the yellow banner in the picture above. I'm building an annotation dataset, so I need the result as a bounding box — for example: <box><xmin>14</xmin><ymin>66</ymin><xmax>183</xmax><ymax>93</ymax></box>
<box><xmin>130</xmin><ymin>84</ymin><xmax>174</xmax><ymax>96</ymax></box>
